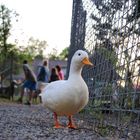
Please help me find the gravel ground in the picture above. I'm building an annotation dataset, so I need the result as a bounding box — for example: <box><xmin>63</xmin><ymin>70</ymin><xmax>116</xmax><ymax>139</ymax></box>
<box><xmin>0</xmin><ymin>103</ymin><xmax>107</xmax><ymax>140</ymax></box>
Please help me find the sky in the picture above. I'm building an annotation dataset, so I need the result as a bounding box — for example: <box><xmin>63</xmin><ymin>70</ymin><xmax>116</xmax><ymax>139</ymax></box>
<box><xmin>1</xmin><ymin>0</ymin><xmax>73</xmax><ymax>55</ymax></box>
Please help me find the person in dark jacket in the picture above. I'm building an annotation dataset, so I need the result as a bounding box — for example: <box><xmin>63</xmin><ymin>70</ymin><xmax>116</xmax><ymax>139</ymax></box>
<box><xmin>49</xmin><ymin>68</ymin><xmax>60</xmax><ymax>82</ymax></box>
<box><xmin>35</xmin><ymin>60</ymin><xmax>50</xmax><ymax>103</ymax></box>
<box><xmin>37</xmin><ymin>60</ymin><xmax>50</xmax><ymax>83</ymax></box>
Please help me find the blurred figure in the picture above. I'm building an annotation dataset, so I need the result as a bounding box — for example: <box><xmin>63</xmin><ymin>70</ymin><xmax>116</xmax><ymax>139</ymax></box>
<box><xmin>36</xmin><ymin>60</ymin><xmax>50</xmax><ymax>102</ymax></box>
<box><xmin>49</xmin><ymin>68</ymin><xmax>60</xmax><ymax>82</ymax></box>
<box><xmin>37</xmin><ymin>60</ymin><xmax>50</xmax><ymax>83</ymax></box>
<box><xmin>17</xmin><ymin>60</ymin><xmax>37</xmax><ymax>105</ymax></box>
<box><xmin>56</xmin><ymin>65</ymin><xmax>64</xmax><ymax>80</ymax></box>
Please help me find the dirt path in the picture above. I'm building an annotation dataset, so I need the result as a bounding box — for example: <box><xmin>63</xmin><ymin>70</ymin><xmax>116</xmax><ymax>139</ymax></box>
<box><xmin>0</xmin><ymin>103</ymin><xmax>106</xmax><ymax>140</ymax></box>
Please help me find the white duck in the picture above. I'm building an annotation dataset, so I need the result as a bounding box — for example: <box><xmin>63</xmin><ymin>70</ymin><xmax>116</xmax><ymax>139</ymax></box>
<box><xmin>40</xmin><ymin>50</ymin><xmax>93</xmax><ymax>128</ymax></box>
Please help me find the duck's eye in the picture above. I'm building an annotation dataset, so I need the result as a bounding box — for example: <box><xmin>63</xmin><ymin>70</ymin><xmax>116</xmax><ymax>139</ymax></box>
<box><xmin>78</xmin><ymin>53</ymin><xmax>81</xmax><ymax>56</ymax></box>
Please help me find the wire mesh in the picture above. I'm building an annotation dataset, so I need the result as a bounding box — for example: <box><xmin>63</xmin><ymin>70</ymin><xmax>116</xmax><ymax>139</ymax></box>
<box><xmin>67</xmin><ymin>0</ymin><xmax>140</xmax><ymax>139</ymax></box>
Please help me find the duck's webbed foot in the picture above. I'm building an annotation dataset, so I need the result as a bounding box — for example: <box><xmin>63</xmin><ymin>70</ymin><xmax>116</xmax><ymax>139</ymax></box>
<box><xmin>53</xmin><ymin>112</ymin><xmax>62</xmax><ymax>128</ymax></box>
<box><xmin>67</xmin><ymin>115</ymin><xmax>77</xmax><ymax>129</ymax></box>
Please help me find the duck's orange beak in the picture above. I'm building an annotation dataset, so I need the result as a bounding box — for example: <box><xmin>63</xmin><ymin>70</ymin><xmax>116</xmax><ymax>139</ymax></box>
<box><xmin>82</xmin><ymin>57</ymin><xmax>93</xmax><ymax>66</ymax></box>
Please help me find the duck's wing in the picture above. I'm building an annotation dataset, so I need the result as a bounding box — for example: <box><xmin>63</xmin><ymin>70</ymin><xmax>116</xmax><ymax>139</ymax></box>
<box><xmin>40</xmin><ymin>80</ymin><xmax>72</xmax><ymax>111</ymax></box>
<box><xmin>42</xmin><ymin>80</ymin><xmax>67</xmax><ymax>92</ymax></box>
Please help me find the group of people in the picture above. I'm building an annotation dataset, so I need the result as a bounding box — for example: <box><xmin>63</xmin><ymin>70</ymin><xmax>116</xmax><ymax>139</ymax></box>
<box><xmin>17</xmin><ymin>60</ymin><xmax>64</xmax><ymax>105</ymax></box>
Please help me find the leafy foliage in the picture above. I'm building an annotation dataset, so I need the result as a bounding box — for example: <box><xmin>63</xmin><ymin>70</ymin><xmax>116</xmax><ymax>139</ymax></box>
<box><xmin>0</xmin><ymin>5</ymin><xmax>48</xmax><ymax>74</ymax></box>
<box><xmin>26</xmin><ymin>37</ymin><xmax>48</xmax><ymax>58</ymax></box>
<box><xmin>59</xmin><ymin>47</ymin><xmax>69</xmax><ymax>60</ymax></box>
<box><xmin>49</xmin><ymin>47</ymin><xmax>69</xmax><ymax>60</ymax></box>
<box><xmin>0</xmin><ymin>5</ymin><xmax>17</xmax><ymax>61</ymax></box>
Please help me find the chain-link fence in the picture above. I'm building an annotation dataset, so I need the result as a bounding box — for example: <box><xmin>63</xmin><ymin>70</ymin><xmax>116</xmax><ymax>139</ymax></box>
<box><xmin>67</xmin><ymin>0</ymin><xmax>140</xmax><ymax>139</ymax></box>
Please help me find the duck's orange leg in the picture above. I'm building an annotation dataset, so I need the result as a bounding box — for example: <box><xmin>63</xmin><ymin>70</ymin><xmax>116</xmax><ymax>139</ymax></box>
<box><xmin>67</xmin><ymin>115</ymin><xmax>77</xmax><ymax>129</ymax></box>
<box><xmin>53</xmin><ymin>112</ymin><xmax>61</xmax><ymax>128</ymax></box>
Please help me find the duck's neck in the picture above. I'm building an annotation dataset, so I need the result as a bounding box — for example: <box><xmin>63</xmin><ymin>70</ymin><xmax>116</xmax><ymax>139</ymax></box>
<box><xmin>68</xmin><ymin>64</ymin><xmax>83</xmax><ymax>80</ymax></box>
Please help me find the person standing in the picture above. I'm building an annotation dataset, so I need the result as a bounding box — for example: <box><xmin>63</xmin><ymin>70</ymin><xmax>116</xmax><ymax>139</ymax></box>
<box><xmin>37</xmin><ymin>60</ymin><xmax>50</xmax><ymax>83</ymax></box>
<box><xmin>55</xmin><ymin>65</ymin><xmax>64</xmax><ymax>80</ymax></box>
<box><xmin>49</xmin><ymin>68</ymin><xmax>60</xmax><ymax>82</ymax></box>
<box><xmin>37</xmin><ymin>60</ymin><xmax>50</xmax><ymax>93</ymax></box>
<box><xmin>17</xmin><ymin>60</ymin><xmax>37</xmax><ymax>105</ymax></box>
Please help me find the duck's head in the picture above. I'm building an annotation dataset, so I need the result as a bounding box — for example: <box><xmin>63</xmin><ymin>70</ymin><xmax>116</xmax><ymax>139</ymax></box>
<box><xmin>72</xmin><ymin>50</ymin><xmax>93</xmax><ymax>67</ymax></box>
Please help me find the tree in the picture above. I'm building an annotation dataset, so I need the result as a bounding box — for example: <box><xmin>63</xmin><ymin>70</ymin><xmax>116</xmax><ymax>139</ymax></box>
<box><xmin>0</xmin><ymin>4</ymin><xmax>18</xmax><ymax>66</ymax></box>
<box><xmin>59</xmin><ymin>47</ymin><xmax>69</xmax><ymax>60</ymax></box>
<box><xmin>25</xmin><ymin>37</ymin><xmax>48</xmax><ymax>58</ymax></box>
<box><xmin>48</xmin><ymin>48</ymin><xmax>59</xmax><ymax>60</ymax></box>
<box><xmin>22</xmin><ymin>37</ymin><xmax>48</xmax><ymax>59</ymax></box>
<box><xmin>48</xmin><ymin>47</ymin><xmax>69</xmax><ymax>60</ymax></box>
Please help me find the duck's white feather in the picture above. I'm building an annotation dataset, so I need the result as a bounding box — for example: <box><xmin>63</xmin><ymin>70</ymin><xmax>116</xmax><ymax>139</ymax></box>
<box><xmin>40</xmin><ymin>50</ymin><xmax>91</xmax><ymax>116</ymax></box>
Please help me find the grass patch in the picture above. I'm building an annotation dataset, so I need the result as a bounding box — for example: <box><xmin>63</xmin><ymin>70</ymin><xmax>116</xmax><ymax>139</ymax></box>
<box><xmin>0</xmin><ymin>97</ymin><xmax>14</xmax><ymax>104</ymax></box>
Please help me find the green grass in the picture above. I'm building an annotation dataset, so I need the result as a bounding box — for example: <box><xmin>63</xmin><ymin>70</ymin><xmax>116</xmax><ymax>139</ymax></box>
<box><xmin>0</xmin><ymin>95</ymin><xmax>41</xmax><ymax>105</ymax></box>
<box><xmin>0</xmin><ymin>97</ymin><xmax>14</xmax><ymax>104</ymax></box>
